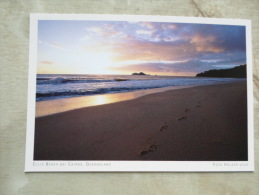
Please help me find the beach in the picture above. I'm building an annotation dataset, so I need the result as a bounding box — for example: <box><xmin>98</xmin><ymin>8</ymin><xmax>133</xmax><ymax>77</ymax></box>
<box><xmin>34</xmin><ymin>81</ymin><xmax>248</xmax><ymax>161</ymax></box>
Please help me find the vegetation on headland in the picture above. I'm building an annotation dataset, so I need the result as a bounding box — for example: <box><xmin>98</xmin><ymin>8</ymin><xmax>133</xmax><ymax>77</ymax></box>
<box><xmin>196</xmin><ymin>64</ymin><xmax>246</xmax><ymax>78</ymax></box>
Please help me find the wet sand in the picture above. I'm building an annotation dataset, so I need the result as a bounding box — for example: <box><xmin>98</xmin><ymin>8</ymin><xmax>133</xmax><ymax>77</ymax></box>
<box><xmin>34</xmin><ymin>81</ymin><xmax>248</xmax><ymax>161</ymax></box>
<box><xmin>35</xmin><ymin>85</ymin><xmax>201</xmax><ymax>117</ymax></box>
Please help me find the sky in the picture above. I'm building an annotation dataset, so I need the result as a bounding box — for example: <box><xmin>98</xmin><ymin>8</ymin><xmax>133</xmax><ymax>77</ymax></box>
<box><xmin>37</xmin><ymin>20</ymin><xmax>246</xmax><ymax>76</ymax></box>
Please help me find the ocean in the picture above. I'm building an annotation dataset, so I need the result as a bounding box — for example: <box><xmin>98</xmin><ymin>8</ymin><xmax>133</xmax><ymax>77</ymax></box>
<box><xmin>36</xmin><ymin>74</ymin><xmax>241</xmax><ymax>101</ymax></box>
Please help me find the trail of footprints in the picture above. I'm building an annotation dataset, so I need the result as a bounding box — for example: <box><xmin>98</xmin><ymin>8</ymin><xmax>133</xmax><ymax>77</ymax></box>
<box><xmin>139</xmin><ymin>99</ymin><xmax>205</xmax><ymax>157</ymax></box>
<box><xmin>140</xmin><ymin>145</ymin><xmax>158</xmax><ymax>156</ymax></box>
<box><xmin>160</xmin><ymin>123</ymin><xmax>169</xmax><ymax>132</ymax></box>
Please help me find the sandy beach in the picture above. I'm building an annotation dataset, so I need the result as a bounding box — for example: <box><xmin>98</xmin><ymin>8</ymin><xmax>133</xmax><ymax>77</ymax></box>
<box><xmin>34</xmin><ymin>81</ymin><xmax>248</xmax><ymax>161</ymax></box>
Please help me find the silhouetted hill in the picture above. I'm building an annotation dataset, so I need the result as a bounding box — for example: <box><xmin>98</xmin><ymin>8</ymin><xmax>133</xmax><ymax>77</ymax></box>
<box><xmin>196</xmin><ymin>65</ymin><xmax>246</xmax><ymax>78</ymax></box>
<box><xmin>132</xmin><ymin>72</ymin><xmax>147</xmax><ymax>75</ymax></box>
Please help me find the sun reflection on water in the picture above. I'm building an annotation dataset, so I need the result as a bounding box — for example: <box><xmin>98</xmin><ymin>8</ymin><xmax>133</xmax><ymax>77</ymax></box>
<box><xmin>36</xmin><ymin>86</ymin><xmax>190</xmax><ymax>117</ymax></box>
<box><xmin>93</xmin><ymin>95</ymin><xmax>109</xmax><ymax>105</ymax></box>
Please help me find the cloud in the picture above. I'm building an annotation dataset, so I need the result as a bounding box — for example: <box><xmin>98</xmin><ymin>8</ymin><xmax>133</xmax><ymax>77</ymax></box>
<box><xmin>179</xmin><ymin>24</ymin><xmax>246</xmax><ymax>53</ymax></box>
<box><xmin>86</xmin><ymin>26</ymin><xmax>103</xmax><ymax>35</ymax></box>
<box><xmin>80</xmin><ymin>21</ymin><xmax>246</xmax><ymax>76</ymax></box>
<box><xmin>110</xmin><ymin>53</ymin><xmax>246</xmax><ymax>75</ymax></box>
<box><xmin>84</xmin><ymin>23</ymin><xmax>127</xmax><ymax>40</ymax></box>
<box><xmin>137</xmin><ymin>22</ymin><xmax>180</xmax><ymax>42</ymax></box>
<box><xmin>139</xmin><ymin>22</ymin><xmax>156</xmax><ymax>30</ymax></box>
<box><xmin>142</xmin><ymin>23</ymin><xmax>245</xmax><ymax>53</ymax></box>
<box><xmin>110</xmin><ymin>60</ymin><xmax>206</xmax><ymax>75</ymax></box>
<box><xmin>51</xmin><ymin>42</ymin><xmax>65</xmax><ymax>49</ymax></box>
<box><xmin>139</xmin><ymin>22</ymin><xmax>178</xmax><ymax>31</ymax></box>
<box><xmin>190</xmin><ymin>34</ymin><xmax>224</xmax><ymax>53</ymax></box>
<box><xmin>82</xmin><ymin>21</ymin><xmax>246</xmax><ymax>61</ymax></box>
<box><xmin>136</xmin><ymin>30</ymin><xmax>152</xmax><ymax>35</ymax></box>
<box><xmin>110</xmin><ymin>36</ymin><xmax>196</xmax><ymax>62</ymax></box>
<box><xmin>41</xmin><ymin>61</ymin><xmax>53</xmax><ymax>65</ymax></box>
<box><xmin>113</xmin><ymin>23</ymin><xmax>245</xmax><ymax>63</ymax></box>
<box><xmin>38</xmin><ymin>40</ymin><xmax>66</xmax><ymax>49</ymax></box>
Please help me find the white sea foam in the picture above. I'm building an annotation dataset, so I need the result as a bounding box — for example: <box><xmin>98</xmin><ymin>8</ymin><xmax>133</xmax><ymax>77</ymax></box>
<box><xmin>36</xmin><ymin>74</ymin><xmax>242</xmax><ymax>101</ymax></box>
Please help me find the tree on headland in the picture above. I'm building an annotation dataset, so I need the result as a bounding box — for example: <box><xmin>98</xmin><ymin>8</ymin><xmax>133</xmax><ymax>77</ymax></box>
<box><xmin>196</xmin><ymin>64</ymin><xmax>246</xmax><ymax>78</ymax></box>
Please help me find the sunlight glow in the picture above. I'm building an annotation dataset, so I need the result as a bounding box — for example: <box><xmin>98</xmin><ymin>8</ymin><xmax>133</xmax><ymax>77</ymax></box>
<box><xmin>37</xmin><ymin>20</ymin><xmax>246</xmax><ymax>76</ymax></box>
<box><xmin>93</xmin><ymin>96</ymin><xmax>109</xmax><ymax>105</ymax></box>
<box><xmin>86</xmin><ymin>52</ymin><xmax>115</xmax><ymax>74</ymax></box>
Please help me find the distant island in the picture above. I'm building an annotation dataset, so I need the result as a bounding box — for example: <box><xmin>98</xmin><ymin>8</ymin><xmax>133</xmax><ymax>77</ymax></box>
<box><xmin>132</xmin><ymin>72</ymin><xmax>147</xmax><ymax>75</ymax></box>
<box><xmin>196</xmin><ymin>64</ymin><xmax>246</xmax><ymax>78</ymax></box>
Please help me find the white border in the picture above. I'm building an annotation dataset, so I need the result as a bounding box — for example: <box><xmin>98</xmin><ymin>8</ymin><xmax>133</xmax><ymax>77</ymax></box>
<box><xmin>25</xmin><ymin>14</ymin><xmax>254</xmax><ymax>172</ymax></box>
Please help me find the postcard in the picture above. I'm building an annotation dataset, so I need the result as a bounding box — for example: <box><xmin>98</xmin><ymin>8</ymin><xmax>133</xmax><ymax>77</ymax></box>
<box><xmin>25</xmin><ymin>14</ymin><xmax>254</xmax><ymax>172</ymax></box>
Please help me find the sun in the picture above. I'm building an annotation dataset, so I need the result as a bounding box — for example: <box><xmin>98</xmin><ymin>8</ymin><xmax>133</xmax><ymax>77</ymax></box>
<box><xmin>87</xmin><ymin>52</ymin><xmax>115</xmax><ymax>74</ymax></box>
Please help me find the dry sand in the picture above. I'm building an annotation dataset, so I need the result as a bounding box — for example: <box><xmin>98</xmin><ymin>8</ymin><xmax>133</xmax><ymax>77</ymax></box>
<box><xmin>34</xmin><ymin>81</ymin><xmax>248</xmax><ymax>161</ymax></box>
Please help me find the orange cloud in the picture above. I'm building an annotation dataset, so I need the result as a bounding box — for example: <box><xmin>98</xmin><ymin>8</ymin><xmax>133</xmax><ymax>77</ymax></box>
<box><xmin>41</xmin><ymin>61</ymin><xmax>53</xmax><ymax>64</ymax></box>
<box><xmin>139</xmin><ymin>22</ymin><xmax>156</xmax><ymax>30</ymax></box>
<box><xmin>110</xmin><ymin>38</ymin><xmax>195</xmax><ymax>62</ymax></box>
<box><xmin>191</xmin><ymin>34</ymin><xmax>224</xmax><ymax>53</ymax></box>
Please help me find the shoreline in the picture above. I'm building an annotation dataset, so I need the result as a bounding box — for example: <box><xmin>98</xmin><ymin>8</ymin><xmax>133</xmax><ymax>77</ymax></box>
<box><xmin>35</xmin><ymin>80</ymin><xmax>243</xmax><ymax>117</ymax></box>
<box><xmin>34</xmin><ymin>81</ymin><xmax>248</xmax><ymax>161</ymax></box>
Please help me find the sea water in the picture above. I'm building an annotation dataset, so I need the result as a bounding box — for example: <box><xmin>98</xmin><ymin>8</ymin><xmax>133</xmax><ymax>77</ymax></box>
<box><xmin>36</xmin><ymin>74</ymin><xmax>241</xmax><ymax>101</ymax></box>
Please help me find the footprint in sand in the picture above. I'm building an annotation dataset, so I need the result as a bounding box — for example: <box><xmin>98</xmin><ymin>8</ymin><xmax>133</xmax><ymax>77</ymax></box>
<box><xmin>160</xmin><ymin>123</ymin><xmax>169</xmax><ymax>132</ymax></box>
<box><xmin>140</xmin><ymin>145</ymin><xmax>158</xmax><ymax>156</ymax></box>
<box><xmin>185</xmin><ymin>108</ymin><xmax>190</xmax><ymax>112</ymax></box>
<box><xmin>178</xmin><ymin>116</ymin><xmax>187</xmax><ymax>121</ymax></box>
<box><xmin>140</xmin><ymin>150</ymin><xmax>150</xmax><ymax>156</ymax></box>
